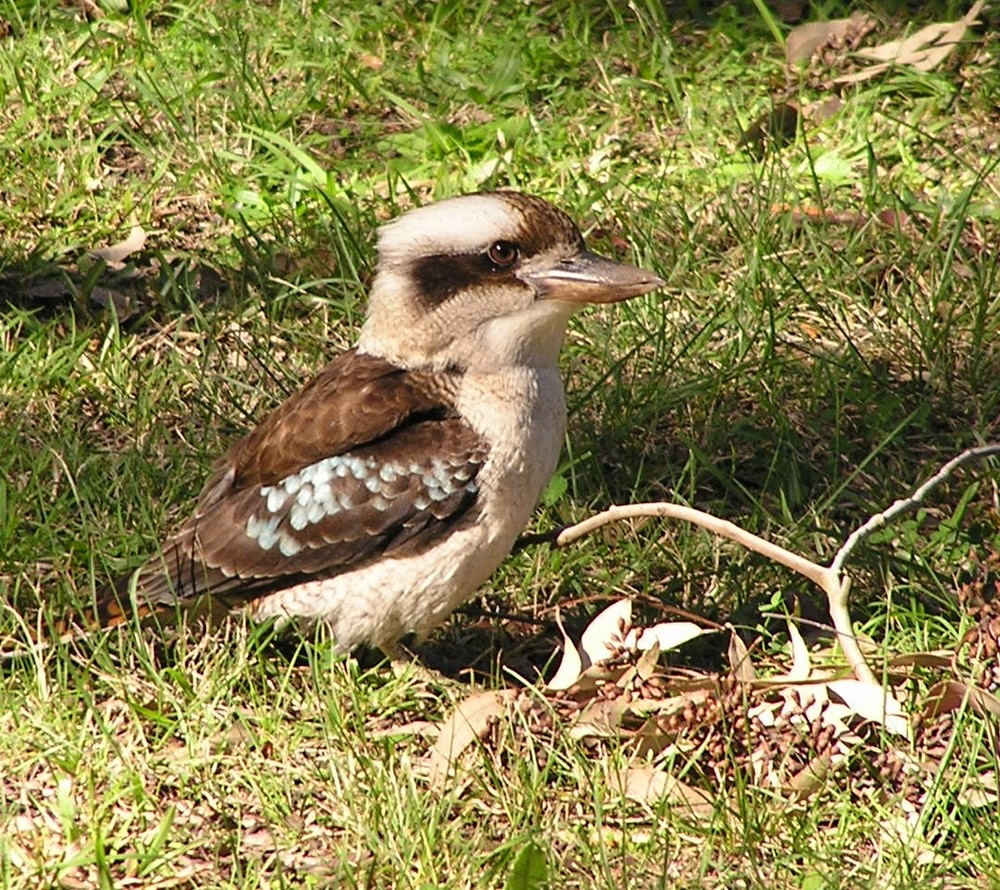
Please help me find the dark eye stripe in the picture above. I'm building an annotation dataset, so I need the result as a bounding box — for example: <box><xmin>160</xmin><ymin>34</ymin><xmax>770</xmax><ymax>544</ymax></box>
<box><xmin>410</xmin><ymin>253</ymin><xmax>522</xmax><ymax>308</ymax></box>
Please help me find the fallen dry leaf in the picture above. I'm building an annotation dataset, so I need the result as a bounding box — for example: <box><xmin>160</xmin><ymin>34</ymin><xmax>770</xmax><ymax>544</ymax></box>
<box><xmin>569</xmin><ymin>696</ymin><xmax>631</xmax><ymax>740</ymax></box>
<box><xmin>727</xmin><ymin>628</ymin><xmax>756</xmax><ymax>683</ymax></box>
<box><xmin>426</xmin><ymin>690</ymin><xmax>515</xmax><ymax>788</ymax></box>
<box><xmin>886</xmin><ymin>651</ymin><xmax>954</xmax><ymax>670</ymax></box>
<box><xmin>89</xmin><ymin>224</ymin><xmax>147</xmax><ymax>263</ymax></box>
<box><xmin>787</xmin><ymin>617</ymin><xmax>812</xmax><ymax>681</ymax></box>
<box><xmin>627</xmin><ymin>621</ymin><xmax>713</xmax><ymax>653</ymax></box>
<box><xmin>369</xmin><ymin>719</ymin><xmax>439</xmax><ymax>740</ymax></box>
<box><xmin>826</xmin><ymin>678</ymin><xmax>912</xmax><ymax>739</ymax></box>
<box><xmin>783</xmin><ymin>751</ymin><xmax>835</xmax><ymax>799</ymax></box>
<box><xmin>547</xmin><ymin>600</ymin><xmax>631</xmax><ymax>692</ymax></box>
<box><xmin>925</xmin><ymin>679</ymin><xmax>1000</xmax><ymax>720</ymax></box>
<box><xmin>835</xmin><ymin>2</ymin><xmax>984</xmax><ymax>83</ymax></box>
<box><xmin>786</xmin><ymin>15</ymin><xmax>869</xmax><ymax>65</ymax></box>
<box><xmin>579</xmin><ymin>599</ymin><xmax>632</xmax><ymax>666</ymax></box>
<box><xmin>956</xmin><ymin>771</ymin><xmax>998</xmax><ymax>808</ymax></box>
<box><xmin>770</xmin><ymin>203</ymin><xmax>911</xmax><ymax>228</ymax></box>
<box><xmin>613</xmin><ymin>766</ymin><xmax>716</xmax><ymax>816</ymax></box>
<box><xmin>548</xmin><ymin>600</ymin><xmax>713</xmax><ymax>691</ymax></box>
<box><xmin>547</xmin><ymin>608</ymin><xmax>585</xmax><ymax>691</ymax></box>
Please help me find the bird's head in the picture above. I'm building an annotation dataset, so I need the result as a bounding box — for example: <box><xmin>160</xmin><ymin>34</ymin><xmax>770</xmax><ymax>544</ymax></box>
<box><xmin>357</xmin><ymin>191</ymin><xmax>663</xmax><ymax>371</ymax></box>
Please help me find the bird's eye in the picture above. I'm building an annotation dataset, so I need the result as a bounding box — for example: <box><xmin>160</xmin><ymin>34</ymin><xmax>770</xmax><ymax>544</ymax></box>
<box><xmin>486</xmin><ymin>241</ymin><xmax>519</xmax><ymax>270</ymax></box>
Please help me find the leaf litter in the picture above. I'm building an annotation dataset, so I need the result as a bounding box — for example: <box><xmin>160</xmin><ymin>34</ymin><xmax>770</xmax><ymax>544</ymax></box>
<box><xmin>427</xmin><ymin>587</ymin><xmax>1000</xmax><ymax>820</ymax></box>
<box><xmin>741</xmin><ymin>4</ymin><xmax>989</xmax><ymax>159</ymax></box>
<box><xmin>784</xmin><ymin>3</ymin><xmax>985</xmax><ymax>84</ymax></box>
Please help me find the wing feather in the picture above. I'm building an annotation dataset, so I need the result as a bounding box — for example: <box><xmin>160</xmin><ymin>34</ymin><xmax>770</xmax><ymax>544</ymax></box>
<box><xmin>103</xmin><ymin>376</ymin><xmax>487</xmax><ymax>617</ymax></box>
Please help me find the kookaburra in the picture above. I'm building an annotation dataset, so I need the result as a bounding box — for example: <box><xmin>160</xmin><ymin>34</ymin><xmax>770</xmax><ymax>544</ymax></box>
<box><xmin>99</xmin><ymin>192</ymin><xmax>663</xmax><ymax>655</ymax></box>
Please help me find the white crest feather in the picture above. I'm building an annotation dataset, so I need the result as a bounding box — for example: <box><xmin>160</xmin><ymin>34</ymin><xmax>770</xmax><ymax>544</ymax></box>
<box><xmin>377</xmin><ymin>194</ymin><xmax>524</xmax><ymax>267</ymax></box>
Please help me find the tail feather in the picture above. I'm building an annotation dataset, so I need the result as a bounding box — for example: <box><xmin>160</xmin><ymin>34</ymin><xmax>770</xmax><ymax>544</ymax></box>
<box><xmin>1</xmin><ymin>572</ymin><xmax>176</xmax><ymax>663</ymax></box>
<box><xmin>3</xmin><ymin>524</ymin><xmax>299</xmax><ymax>662</ymax></box>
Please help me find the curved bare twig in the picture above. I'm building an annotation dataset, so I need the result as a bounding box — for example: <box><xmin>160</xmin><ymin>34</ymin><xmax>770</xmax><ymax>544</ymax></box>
<box><xmin>544</xmin><ymin>443</ymin><xmax>1000</xmax><ymax>686</ymax></box>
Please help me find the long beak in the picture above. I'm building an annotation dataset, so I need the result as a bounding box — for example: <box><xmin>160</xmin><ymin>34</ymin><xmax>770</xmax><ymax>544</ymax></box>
<box><xmin>521</xmin><ymin>250</ymin><xmax>664</xmax><ymax>304</ymax></box>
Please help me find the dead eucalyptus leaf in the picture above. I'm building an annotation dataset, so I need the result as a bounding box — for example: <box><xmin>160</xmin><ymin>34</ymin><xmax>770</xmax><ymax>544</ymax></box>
<box><xmin>886</xmin><ymin>651</ymin><xmax>954</xmax><ymax>670</ymax></box>
<box><xmin>752</xmin><ymin>672</ymin><xmax>842</xmax><ymax>689</ymax></box>
<box><xmin>786</xmin><ymin>18</ymin><xmax>857</xmax><ymax>65</ymax></box>
<box><xmin>855</xmin><ymin>22</ymin><xmax>953</xmax><ymax>62</ymax></box>
<box><xmin>787</xmin><ymin>617</ymin><xmax>812</xmax><ymax>681</ymax></box>
<box><xmin>956</xmin><ymin>772</ymin><xmax>998</xmax><ymax>808</ymax></box>
<box><xmin>630</xmin><ymin>715</ymin><xmax>677</xmax><ymax>758</ymax></box>
<box><xmin>925</xmin><ymin>680</ymin><xmax>1000</xmax><ymax>720</ymax></box>
<box><xmin>626</xmin><ymin>697</ymin><xmax>689</xmax><ymax>721</ymax></box>
<box><xmin>783</xmin><ymin>751</ymin><xmax>834</xmax><ymax>799</ymax></box>
<box><xmin>835</xmin><ymin>2</ymin><xmax>983</xmax><ymax>83</ymax></box>
<box><xmin>727</xmin><ymin>628</ymin><xmax>755</xmax><ymax>683</ymax></box>
<box><xmin>832</xmin><ymin>67</ymin><xmax>884</xmax><ymax>85</ymax></box>
<box><xmin>88</xmin><ymin>225</ymin><xmax>146</xmax><ymax>263</ymax></box>
<box><xmin>614</xmin><ymin>766</ymin><xmax>715</xmax><ymax>816</ymax></box>
<box><xmin>569</xmin><ymin>696</ymin><xmax>631</xmax><ymax>740</ymax></box>
<box><xmin>546</xmin><ymin>607</ymin><xmax>585</xmax><ymax>691</ymax></box>
<box><xmin>855</xmin><ymin>2</ymin><xmax>982</xmax><ymax>67</ymax></box>
<box><xmin>548</xmin><ymin>600</ymin><xmax>637</xmax><ymax>691</ymax></box>
<box><xmin>958</xmin><ymin>785</ymin><xmax>1000</xmax><ymax>808</ymax></box>
<box><xmin>370</xmin><ymin>720</ymin><xmax>439</xmax><ymax>740</ymax></box>
<box><xmin>826</xmin><ymin>679</ymin><xmax>912</xmax><ymax>739</ymax></box>
<box><xmin>632</xmin><ymin>644</ymin><xmax>661</xmax><ymax>681</ymax></box>
<box><xmin>427</xmin><ymin>690</ymin><xmax>513</xmax><ymax>788</ymax></box>
<box><xmin>629</xmin><ymin>687</ymin><xmax>712</xmax><ymax>716</ymax></box>
<box><xmin>634</xmin><ymin>621</ymin><xmax>712</xmax><ymax>652</ymax></box>
<box><xmin>579</xmin><ymin>599</ymin><xmax>632</xmax><ymax>666</ymax></box>
<box><xmin>572</xmin><ymin>661</ymin><xmax>631</xmax><ymax>692</ymax></box>
<box><xmin>748</xmin><ymin>700</ymin><xmax>779</xmax><ymax>728</ymax></box>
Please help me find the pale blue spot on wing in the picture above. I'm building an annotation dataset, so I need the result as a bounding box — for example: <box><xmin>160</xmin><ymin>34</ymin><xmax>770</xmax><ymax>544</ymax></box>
<box><xmin>254</xmin><ymin>516</ymin><xmax>282</xmax><ymax>551</ymax></box>
<box><xmin>289</xmin><ymin>502</ymin><xmax>310</xmax><ymax>531</ymax></box>
<box><xmin>245</xmin><ymin>452</ymin><xmax>479</xmax><ymax>550</ymax></box>
<box><xmin>265</xmin><ymin>486</ymin><xmax>287</xmax><ymax>514</ymax></box>
<box><xmin>306</xmin><ymin>499</ymin><xmax>328</xmax><ymax>525</ymax></box>
<box><xmin>308</xmin><ymin>461</ymin><xmax>332</xmax><ymax>486</ymax></box>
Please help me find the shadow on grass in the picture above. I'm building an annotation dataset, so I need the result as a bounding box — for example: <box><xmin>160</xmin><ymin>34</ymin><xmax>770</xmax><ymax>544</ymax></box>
<box><xmin>0</xmin><ymin>251</ymin><xmax>232</xmax><ymax>319</ymax></box>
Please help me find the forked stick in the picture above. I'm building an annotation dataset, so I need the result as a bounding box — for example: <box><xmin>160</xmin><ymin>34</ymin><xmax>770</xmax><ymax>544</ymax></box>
<box><xmin>548</xmin><ymin>444</ymin><xmax>1000</xmax><ymax>685</ymax></box>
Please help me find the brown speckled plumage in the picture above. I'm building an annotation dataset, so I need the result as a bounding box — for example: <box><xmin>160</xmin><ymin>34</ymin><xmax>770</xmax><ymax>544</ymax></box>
<box><xmin>96</xmin><ymin>192</ymin><xmax>663</xmax><ymax>652</ymax></box>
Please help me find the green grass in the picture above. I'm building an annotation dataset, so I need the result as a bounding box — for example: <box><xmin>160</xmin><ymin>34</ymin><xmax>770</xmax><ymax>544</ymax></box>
<box><xmin>2</xmin><ymin>1</ymin><xmax>999</xmax><ymax>887</ymax></box>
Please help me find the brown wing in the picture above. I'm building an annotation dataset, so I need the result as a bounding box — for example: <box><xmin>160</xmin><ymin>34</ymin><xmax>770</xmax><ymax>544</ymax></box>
<box><xmin>99</xmin><ymin>351</ymin><xmax>481</xmax><ymax>623</ymax></box>
<box><xmin>197</xmin><ymin>347</ymin><xmax>453</xmax><ymax>507</ymax></box>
